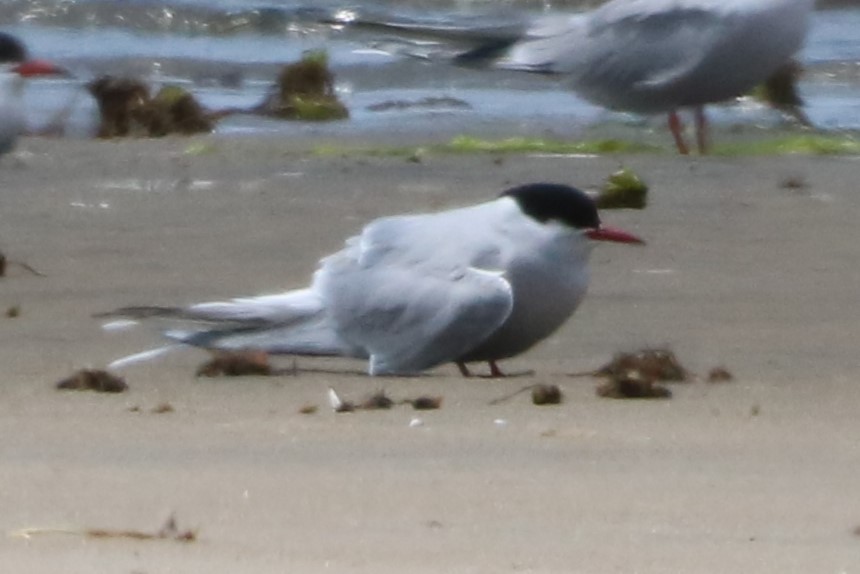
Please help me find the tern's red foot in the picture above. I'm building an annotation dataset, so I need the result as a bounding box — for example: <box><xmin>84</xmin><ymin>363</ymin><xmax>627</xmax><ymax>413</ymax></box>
<box><xmin>667</xmin><ymin>110</ymin><xmax>690</xmax><ymax>155</ymax></box>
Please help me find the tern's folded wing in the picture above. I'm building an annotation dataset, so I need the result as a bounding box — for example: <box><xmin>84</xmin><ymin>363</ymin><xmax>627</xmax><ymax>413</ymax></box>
<box><xmin>318</xmin><ymin>255</ymin><xmax>513</xmax><ymax>376</ymax></box>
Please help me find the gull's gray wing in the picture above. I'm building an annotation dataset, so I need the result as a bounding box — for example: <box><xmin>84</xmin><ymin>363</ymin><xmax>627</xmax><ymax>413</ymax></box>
<box><xmin>316</xmin><ymin>214</ymin><xmax>513</xmax><ymax>375</ymax></box>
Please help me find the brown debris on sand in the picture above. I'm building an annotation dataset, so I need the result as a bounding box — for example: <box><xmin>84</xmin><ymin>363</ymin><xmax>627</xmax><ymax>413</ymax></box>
<box><xmin>196</xmin><ymin>350</ymin><xmax>273</xmax><ymax>377</ymax></box>
<box><xmin>531</xmin><ymin>384</ymin><xmax>563</xmax><ymax>405</ymax></box>
<box><xmin>596</xmin><ymin>369</ymin><xmax>672</xmax><ymax>399</ymax></box>
<box><xmin>594</xmin><ymin>348</ymin><xmax>690</xmax><ymax>382</ymax></box>
<box><xmin>55</xmin><ymin>369</ymin><xmax>128</xmax><ymax>393</ymax></box>
<box><xmin>586</xmin><ymin>347</ymin><xmax>736</xmax><ymax>399</ymax></box>
<box><xmin>589</xmin><ymin>348</ymin><xmax>682</xmax><ymax>399</ymax></box>
<box><xmin>360</xmin><ymin>390</ymin><xmax>395</xmax><ymax>410</ymax></box>
<box><xmin>328</xmin><ymin>387</ymin><xmax>443</xmax><ymax>413</ymax></box>
<box><xmin>488</xmin><ymin>383</ymin><xmax>563</xmax><ymax>406</ymax></box>
<box><xmin>409</xmin><ymin>396</ymin><xmax>443</xmax><ymax>410</ymax></box>
<box><xmin>88</xmin><ymin>76</ymin><xmax>215</xmax><ymax>138</ymax></box>
<box><xmin>707</xmin><ymin>366</ymin><xmax>734</xmax><ymax>383</ymax></box>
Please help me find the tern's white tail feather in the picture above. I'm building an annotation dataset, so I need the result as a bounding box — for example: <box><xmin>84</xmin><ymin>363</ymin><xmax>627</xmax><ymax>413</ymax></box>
<box><xmin>108</xmin><ymin>344</ymin><xmax>184</xmax><ymax>370</ymax></box>
<box><xmin>101</xmin><ymin>288</ymin><xmax>360</xmax><ymax>360</ymax></box>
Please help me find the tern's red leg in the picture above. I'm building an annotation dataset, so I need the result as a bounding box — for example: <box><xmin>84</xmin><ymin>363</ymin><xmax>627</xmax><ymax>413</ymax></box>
<box><xmin>488</xmin><ymin>360</ymin><xmax>505</xmax><ymax>378</ymax></box>
<box><xmin>456</xmin><ymin>361</ymin><xmax>472</xmax><ymax>377</ymax></box>
<box><xmin>457</xmin><ymin>361</ymin><xmax>506</xmax><ymax>378</ymax></box>
<box><xmin>693</xmin><ymin>106</ymin><xmax>709</xmax><ymax>155</ymax></box>
<box><xmin>667</xmin><ymin>110</ymin><xmax>690</xmax><ymax>155</ymax></box>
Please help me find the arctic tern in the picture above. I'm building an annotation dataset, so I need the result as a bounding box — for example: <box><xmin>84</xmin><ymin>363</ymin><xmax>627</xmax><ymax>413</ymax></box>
<box><xmin>103</xmin><ymin>183</ymin><xmax>644</xmax><ymax>376</ymax></box>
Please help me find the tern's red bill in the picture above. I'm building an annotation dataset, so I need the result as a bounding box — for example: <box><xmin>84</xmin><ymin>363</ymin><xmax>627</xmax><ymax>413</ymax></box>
<box><xmin>12</xmin><ymin>59</ymin><xmax>68</xmax><ymax>77</ymax></box>
<box><xmin>586</xmin><ymin>226</ymin><xmax>645</xmax><ymax>245</ymax></box>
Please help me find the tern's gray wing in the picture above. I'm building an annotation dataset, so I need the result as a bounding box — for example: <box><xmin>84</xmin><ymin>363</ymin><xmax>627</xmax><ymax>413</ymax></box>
<box><xmin>498</xmin><ymin>0</ymin><xmax>810</xmax><ymax>112</ymax></box>
<box><xmin>316</xmin><ymin>215</ymin><xmax>513</xmax><ymax>375</ymax></box>
<box><xmin>502</xmin><ymin>5</ymin><xmax>730</xmax><ymax>79</ymax></box>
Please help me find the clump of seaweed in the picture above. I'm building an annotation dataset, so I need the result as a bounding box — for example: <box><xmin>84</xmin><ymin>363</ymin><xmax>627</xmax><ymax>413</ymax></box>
<box><xmin>254</xmin><ymin>51</ymin><xmax>348</xmax><ymax>121</ymax></box>
<box><xmin>88</xmin><ymin>76</ymin><xmax>214</xmax><ymax>138</ymax></box>
<box><xmin>596</xmin><ymin>168</ymin><xmax>649</xmax><ymax>209</ymax></box>
<box><xmin>143</xmin><ymin>85</ymin><xmax>215</xmax><ymax>136</ymax></box>
<box><xmin>596</xmin><ymin>369</ymin><xmax>672</xmax><ymax>399</ymax></box>
<box><xmin>55</xmin><ymin>369</ymin><xmax>128</xmax><ymax>393</ymax></box>
<box><xmin>88</xmin><ymin>77</ymin><xmax>150</xmax><ymax>138</ymax></box>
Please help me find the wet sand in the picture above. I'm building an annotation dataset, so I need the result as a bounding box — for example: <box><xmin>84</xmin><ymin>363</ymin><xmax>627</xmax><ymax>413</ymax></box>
<box><xmin>1</xmin><ymin>136</ymin><xmax>859</xmax><ymax>572</ymax></box>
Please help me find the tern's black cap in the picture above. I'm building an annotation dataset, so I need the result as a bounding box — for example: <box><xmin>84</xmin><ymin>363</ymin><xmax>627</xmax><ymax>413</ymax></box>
<box><xmin>501</xmin><ymin>183</ymin><xmax>600</xmax><ymax>229</ymax></box>
<box><xmin>0</xmin><ymin>32</ymin><xmax>27</xmax><ymax>64</ymax></box>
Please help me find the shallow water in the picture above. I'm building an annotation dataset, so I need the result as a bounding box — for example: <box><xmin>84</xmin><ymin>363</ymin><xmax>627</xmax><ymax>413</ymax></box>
<box><xmin>2</xmin><ymin>0</ymin><xmax>859</xmax><ymax>141</ymax></box>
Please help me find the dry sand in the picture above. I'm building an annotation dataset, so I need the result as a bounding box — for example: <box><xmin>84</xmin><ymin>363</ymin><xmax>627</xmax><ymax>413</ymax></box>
<box><xmin>1</xmin><ymin>136</ymin><xmax>859</xmax><ymax>572</ymax></box>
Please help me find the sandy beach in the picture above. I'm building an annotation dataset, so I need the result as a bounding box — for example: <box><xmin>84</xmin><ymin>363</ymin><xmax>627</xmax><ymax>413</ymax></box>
<box><xmin>1</xmin><ymin>135</ymin><xmax>859</xmax><ymax>572</ymax></box>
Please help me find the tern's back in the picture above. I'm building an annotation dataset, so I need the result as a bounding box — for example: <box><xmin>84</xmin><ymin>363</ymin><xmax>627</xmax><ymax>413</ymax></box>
<box><xmin>512</xmin><ymin>0</ymin><xmax>814</xmax><ymax>113</ymax></box>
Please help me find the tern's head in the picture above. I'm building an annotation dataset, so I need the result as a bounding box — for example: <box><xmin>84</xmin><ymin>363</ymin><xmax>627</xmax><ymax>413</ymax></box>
<box><xmin>0</xmin><ymin>32</ymin><xmax>69</xmax><ymax>79</ymax></box>
<box><xmin>500</xmin><ymin>183</ymin><xmax>644</xmax><ymax>244</ymax></box>
<box><xmin>0</xmin><ymin>32</ymin><xmax>27</xmax><ymax>64</ymax></box>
